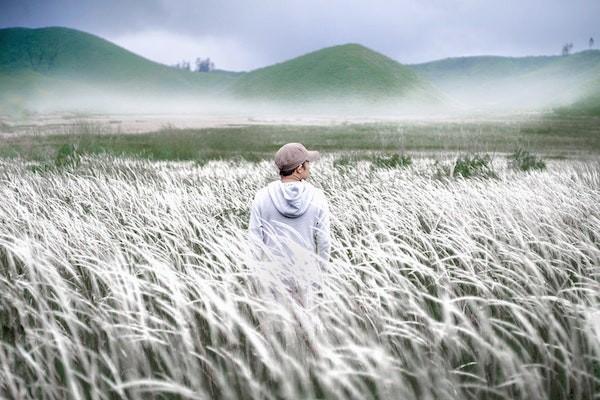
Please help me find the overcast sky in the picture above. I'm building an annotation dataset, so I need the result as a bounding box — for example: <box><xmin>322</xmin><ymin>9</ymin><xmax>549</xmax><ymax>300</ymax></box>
<box><xmin>1</xmin><ymin>0</ymin><xmax>599</xmax><ymax>71</ymax></box>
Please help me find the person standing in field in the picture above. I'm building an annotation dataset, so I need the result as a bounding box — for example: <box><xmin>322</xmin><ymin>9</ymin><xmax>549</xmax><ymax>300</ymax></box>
<box><xmin>248</xmin><ymin>143</ymin><xmax>331</xmax><ymax>307</ymax></box>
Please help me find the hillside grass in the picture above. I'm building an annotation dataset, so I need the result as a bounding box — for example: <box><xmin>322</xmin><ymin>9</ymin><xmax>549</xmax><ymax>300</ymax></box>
<box><xmin>409</xmin><ymin>50</ymin><xmax>600</xmax><ymax>111</ymax></box>
<box><xmin>0</xmin><ymin>26</ymin><xmax>238</xmax><ymax>109</ymax></box>
<box><xmin>230</xmin><ymin>44</ymin><xmax>441</xmax><ymax>104</ymax></box>
<box><xmin>409</xmin><ymin>51</ymin><xmax>600</xmax><ymax>86</ymax></box>
<box><xmin>3</xmin><ymin>27</ymin><xmax>600</xmax><ymax>115</ymax></box>
<box><xmin>555</xmin><ymin>78</ymin><xmax>600</xmax><ymax>117</ymax></box>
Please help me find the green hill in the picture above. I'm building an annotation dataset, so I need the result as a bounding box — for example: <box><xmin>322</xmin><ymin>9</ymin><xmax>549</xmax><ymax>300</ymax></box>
<box><xmin>408</xmin><ymin>51</ymin><xmax>600</xmax><ymax>111</ymax></box>
<box><xmin>1</xmin><ymin>30</ymin><xmax>448</xmax><ymax>114</ymax></box>
<box><xmin>555</xmin><ymin>78</ymin><xmax>600</xmax><ymax>116</ymax></box>
<box><xmin>0</xmin><ymin>27</ymin><xmax>238</xmax><ymax>112</ymax></box>
<box><xmin>3</xmin><ymin>26</ymin><xmax>598</xmax><ymax>115</ymax></box>
<box><xmin>228</xmin><ymin>44</ymin><xmax>448</xmax><ymax>111</ymax></box>
<box><xmin>409</xmin><ymin>55</ymin><xmax>555</xmax><ymax>85</ymax></box>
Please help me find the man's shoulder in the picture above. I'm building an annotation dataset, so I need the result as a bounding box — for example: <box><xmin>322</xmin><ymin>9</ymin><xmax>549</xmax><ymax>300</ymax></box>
<box><xmin>309</xmin><ymin>186</ymin><xmax>329</xmax><ymax>208</ymax></box>
<box><xmin>252</xmin><ymin>182</ymin><xmax>276</xmax><ymax>206</ymax></box>
<box><xmin>252</xmin><ymin>186</ymin><xmax>269</xmax><ymax>202</ymax></box>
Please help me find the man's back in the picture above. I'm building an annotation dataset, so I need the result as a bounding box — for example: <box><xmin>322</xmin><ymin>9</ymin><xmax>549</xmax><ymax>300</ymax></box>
<box><xmin>249</xmin><ymin>180</ymin><xmax>331</xmax><ymax>263</ymax></box>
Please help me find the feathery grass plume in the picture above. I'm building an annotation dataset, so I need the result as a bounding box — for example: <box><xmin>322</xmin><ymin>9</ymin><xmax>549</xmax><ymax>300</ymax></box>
<box><xmin>0</xmin><ymin>154</ymin><xmax>598</xmax><ymax>399</ymax></box>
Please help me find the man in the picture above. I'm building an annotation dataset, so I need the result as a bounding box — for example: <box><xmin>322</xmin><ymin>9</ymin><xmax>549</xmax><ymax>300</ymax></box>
<box><xmin>248</xmin><ymin>143</ymin><xmax>331</xmax><ymax>306</ymax></box>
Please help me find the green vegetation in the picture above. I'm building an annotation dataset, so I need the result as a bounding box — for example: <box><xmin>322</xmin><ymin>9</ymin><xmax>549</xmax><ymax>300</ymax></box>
<box><xmin>229</xmin><ymin>44</ymin><xmax>445</xmax><ymax>106</ymax></box>
<box><xmin>1</xmin><ymin>116</ymin><xmax>598</xmax><ymax>164</ymax></box>
<box><xmin>2</xmin><ymin>27</ymin><xmax>600</xmax><ymax>115</ymax></box>
<box><xmin>0</xmin><ymin>28</ymin><xmax>448</xmax><ymax>113</ymax></box>
<box><xmin>0</xmin><ymin>27</ymin><xmax>238</xmax><ymax>112</ymax></box>
<box><xmin>332</xmin><ymin>152</ymin><xmax>412</xmax><ymax>170</ymax></box>
<box><xmin>508</xmin><ymin>149</ymin><xmax>546</xmax><ymax>171</ymax></box>
<box><xmin>409</xmin><ymin>54</ymin><xmax>557</xmax><ymax>84</ymax></box>
<box><xmin>371</xmin><ymin>153</ymin><xmax>412</xmax><ymax>169</ymax></box>
<box><xmin>431</xmin><ymin>154</ymin><xmax>497</xmax><ymax>180</ymax></box>
<box><xmin>0</xmin><ymin>27</ymin><xmax>237</xmax><ymax>90</ymax></box>
<box><xmin>555</xmin><ymin>78</ymin><xmax>600</xmax><ymax>117</ymax></box>
<box><xmin>409</xmin><ymin>50</ymin><xmax>600</xmax><ymax>112</ymax></box>
<box><xmin>26</xmin><ymin>143</ymin><xmax>82</xmax><ymax>173</ymax></box>
<box><xmin>453</xmin><ymin>154</ymin><xmax>497</xmax><ymax>179</ymax></box>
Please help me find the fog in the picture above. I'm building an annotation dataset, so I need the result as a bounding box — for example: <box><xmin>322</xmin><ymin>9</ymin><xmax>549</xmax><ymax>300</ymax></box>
<box><xmin>0</xmin><ymin>76</ymin><xmax>592</xmax><ymax>120</ymax></box>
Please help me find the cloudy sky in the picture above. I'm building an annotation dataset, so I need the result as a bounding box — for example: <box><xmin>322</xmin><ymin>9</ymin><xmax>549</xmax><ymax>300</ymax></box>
<box><xmin>1</xmin><ymin>0</ymin><xmax>599</xmax><ymax>71</ymax></box>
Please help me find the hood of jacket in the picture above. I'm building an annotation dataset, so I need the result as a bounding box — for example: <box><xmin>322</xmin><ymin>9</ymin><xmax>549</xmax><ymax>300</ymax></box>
<box><xmin>267</xmin><ymin>180</ymin><xmax>316</xmax><ymax>218</ymax></box>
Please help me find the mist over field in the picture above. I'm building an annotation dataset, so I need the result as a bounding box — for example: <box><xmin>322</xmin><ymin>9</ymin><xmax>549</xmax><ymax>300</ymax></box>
<box><xmin>1</xmin><ymin>27</ymin><xmax>599</xmax><ymax>118</ymax></box>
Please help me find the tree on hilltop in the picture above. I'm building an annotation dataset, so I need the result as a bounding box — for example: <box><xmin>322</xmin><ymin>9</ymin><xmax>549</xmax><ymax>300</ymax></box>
<box><xmin>195</xmin><ymin>57</ymin><xmax>215</xmax><ymax>72</ymax></box>
<box><xmin>562</xmin><ymin>42</ymin><xmax>574</xmax><ymax>56</ymax></box>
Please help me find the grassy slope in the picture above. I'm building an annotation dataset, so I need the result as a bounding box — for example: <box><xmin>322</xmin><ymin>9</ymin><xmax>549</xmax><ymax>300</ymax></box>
<box><xmin>0</xmin><ymin>27</ymin><xmax>239</xmax><ymax>108</ymax></box>
<box><xmin>408</xmin><ymin>51</ymin><xmax>600</xmax><ymax>112</ymax></box>
<box><xmin>409</xmin><ymin>55</ymin><xmax>556</xmax><ymax>85</ymax></box>
<box><xmin>1</xmin><ymin>30</ymin><xmax>447</xmax><ymax>113</ymax></box>
<box><xmin>555</xmin><ymin>87</ymin><xmax>600</xmax><ymax>116</ymax></box>
<box><xmin>3</xmin><ymin>26</ymin><xmax>599</xmax><ymax>115</ymax></box>
<box><xmin>229</xmin><ymin>44</ymin><xmax>446</xmax><ymax>105</ymax></box>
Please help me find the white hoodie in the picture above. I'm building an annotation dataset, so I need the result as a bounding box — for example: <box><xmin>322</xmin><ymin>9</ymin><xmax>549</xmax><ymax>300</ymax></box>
<box><xmin>249</xmin><ymin>180</ymin><xmax>331</xmax><ymax>265</ymax></box>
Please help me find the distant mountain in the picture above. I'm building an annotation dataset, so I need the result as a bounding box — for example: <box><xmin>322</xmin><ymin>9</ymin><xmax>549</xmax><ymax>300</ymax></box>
<box><xmin>2</xmin><ymin>26</ymin><xmax>599</xmax><ymax>115</ymax></box>
<box><xmin>0</xmin><ymin>27</ymin><xmax>238</xmax><ymax>112</ymax></box>
<box><xmin>408</xmin><ymin>51</ymin><xmax>600</xmax><ymax>112</ymax></box>
<box><xmin>0</xmin><ymin>28</ymin><xmax>447</xmax><ymax>114</ymax></box>
<box><xmin>228</xmin><ymin>44</ymin><xmax>448</xmax><ymax>110</ymax></box>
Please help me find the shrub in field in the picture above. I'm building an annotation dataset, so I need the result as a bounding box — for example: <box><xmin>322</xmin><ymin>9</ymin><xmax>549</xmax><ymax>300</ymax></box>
<box><xmin>334</xmin><ymin>153</ymin><xmax>412</xmax><ymax>171</ymax></box>
<box><xmin>370</xmin><ymin>153</ymin><xmax>412</xmax><ymax>169</ymax></box>
<box><xmin>54</xmin><ymin>143</ymin><xmax>81</xmax><ymax>169</ymax></box>
<box><xmin>27</xmin><ymin>143</ymin><xmax>82</xmax><ymax>173</ymax></box>
<box><xmin>27</xmin><ymin>162</ymin><xmax>54</xmax><ymax>173</ymax></box>
<box><xmin>509</xmin><ymin>149</ymin><xmax>546</xmax><ymax>171</ymax></box>
<box><xmin>432</xmin><ymin>160</ymin><xmax>453</xmax><ymax>180</ymax></box>
<box><xmin>333</xmin><ymin>155</ymin><xmax>356</xmax><ymax>169</ymax></box>
<box><xmin>431</xmin><ymin>154</ymin><xmax>497</xmax><ymax>180</ymax></box>
<box><xmin>333</xmin><ymin>153</ymin><xmax>365</xmax><ymax>170</ymax></box>
<box><xmin>453</xmin><ymin>154</ymin><xmax>497</xmax><ymax>179</ymax></box>
<box><xmin>193</xmin><ymin>158</ymin><xmax>209</xmax><ymax>168</ymax></box>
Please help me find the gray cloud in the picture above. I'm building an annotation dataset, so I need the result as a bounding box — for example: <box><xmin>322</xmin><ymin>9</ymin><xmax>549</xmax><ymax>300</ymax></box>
<box><xmin>1</xmin><ymin>0</ymin><xmax>599</xmax><ymax>70</ymax></box>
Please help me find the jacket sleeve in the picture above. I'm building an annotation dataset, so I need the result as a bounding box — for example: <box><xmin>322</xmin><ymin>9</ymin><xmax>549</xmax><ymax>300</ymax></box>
<box><xmin>315</xmin><ymin>193</ymin><xmax>331</xmax><ymax>266</ymax></box>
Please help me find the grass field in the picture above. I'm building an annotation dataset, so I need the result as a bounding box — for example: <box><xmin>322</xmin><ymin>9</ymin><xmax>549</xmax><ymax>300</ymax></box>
<box><xmin>0</xmin><ymin>151</ymin><xmax>599</xmax><ymax>399</ymax></box>
<box><xmin>2</xmin><ymin>20</ymin><xmax>600</xmax><ymax>400</ymax></box>
<box><xmin>1</xmin><ymin>115</ymin><xmax>600</xmax><ymax>163</ymax></box>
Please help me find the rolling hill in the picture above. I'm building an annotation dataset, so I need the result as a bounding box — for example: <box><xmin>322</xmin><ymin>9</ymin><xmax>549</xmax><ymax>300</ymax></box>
<box><xmin>2</xmin><ymin>26</ymin><xmax>599</xmax><ymax>115</ymax></box>
<box><xmin>228</xmin><ymin>44</ymin><xmax>448</xmax><ymax>111</ymax></box>
<box><xmin>0</xmin><ymin>29</ymin><xmax>448</xmax><ymax>114</ymax></box>
<box><xmin>0</xmin><ymin>27</ymin><xmax>238</xmax><ymax>112</ymax></box>
<box><xmin>555</xmin><ymin>79</ymin><xmax>600</xmax><ymax>116</ymax></box>
<box><xmin>408</xmin><ymin>51</ymin><xmax>600</xmax><ymax>112</ymax></box>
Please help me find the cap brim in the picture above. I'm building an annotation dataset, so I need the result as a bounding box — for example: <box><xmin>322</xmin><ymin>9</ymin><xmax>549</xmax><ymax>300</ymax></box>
<box><xmin>306</xmin><ymin>150</ymin><xmax>320</xmax><ymax>162</ymax></box>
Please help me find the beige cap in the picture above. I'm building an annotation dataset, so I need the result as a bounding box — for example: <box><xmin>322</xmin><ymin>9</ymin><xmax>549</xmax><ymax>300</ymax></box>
<box><xmin>274</xmin><ymin>143</ymin><xmax>320</xmax><ymax>172</ymax></box>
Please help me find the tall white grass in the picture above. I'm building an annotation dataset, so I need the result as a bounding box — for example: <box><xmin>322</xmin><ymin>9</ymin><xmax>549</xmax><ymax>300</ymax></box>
<box><xmin>0</xmin><ymin>155</ymin><xmax>598</xmax><ymax>399</ymax></box>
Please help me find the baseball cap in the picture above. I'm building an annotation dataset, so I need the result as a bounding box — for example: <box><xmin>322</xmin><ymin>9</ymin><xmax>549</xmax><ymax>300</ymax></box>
<box><xmin>275</xmin><ymin>143</ymin><xmax>320</xmax><ymax>172</ymax></box>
